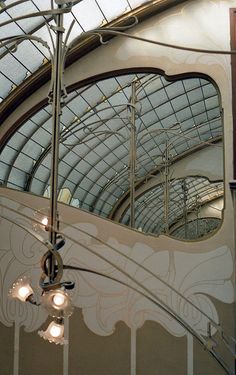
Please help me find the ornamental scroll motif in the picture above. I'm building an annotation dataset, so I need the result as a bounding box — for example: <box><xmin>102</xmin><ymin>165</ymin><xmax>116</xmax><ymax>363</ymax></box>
<box><xmin>0</xmin><ymin>196</ymin><xmax>233</xmax><ymax>338</ymax></box>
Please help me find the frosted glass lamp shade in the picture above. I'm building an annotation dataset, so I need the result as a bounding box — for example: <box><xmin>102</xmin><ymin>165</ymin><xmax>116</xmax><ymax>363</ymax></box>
<box><xmin>41</xmin><ymin>289</ymin><xmax>74</xmax><ymax>317</ymax></box>
<box><xmin>33</xmin><ymin>208</ymin><xmax>50</xmax><ymax>232</ymax></box>
<box><xmin>38</xmin><ymin>320</ymin><xmax>67</xmax><ymax>345</ymax></box>
<box><xmin>8</xmin><ymin>276</ymin><xmax>33</xmax><ymax>302</ymax></box>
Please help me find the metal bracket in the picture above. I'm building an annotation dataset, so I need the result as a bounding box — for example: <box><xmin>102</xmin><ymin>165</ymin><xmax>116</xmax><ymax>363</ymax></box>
<box><xmin>229</xmin><ymin>180</ymin><xmax>236</xmax><ymax>190</ymax></box>
<box><xmin>50</xmin><ymin>25</ymin><xmax>65</xmax><ymax>33</ymax></box>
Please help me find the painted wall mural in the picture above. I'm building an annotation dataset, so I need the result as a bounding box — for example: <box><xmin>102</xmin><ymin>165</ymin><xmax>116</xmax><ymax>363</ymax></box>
<box><xmin>63</xmin><ymin>230</ymin><xmax>233</xmax><ymax>337</ymax></box>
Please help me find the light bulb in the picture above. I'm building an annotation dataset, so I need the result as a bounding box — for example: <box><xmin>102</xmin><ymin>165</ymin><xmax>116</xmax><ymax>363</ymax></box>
<box><xmin>33</xmin><ymin>208</ymin><xmax>50</xmax><ymax>232</ymax></box>
<box><xmin>49</xmin><ymin>324</ymin><xmax>63</xmax><ymax>338</ymax></box>
<box><xmin>52</xmin><ymin>293</ymin><xmax>66</xmax><ymax>307</ymax></box>
<box><xmin>9</xmin><ymin>276</ymin><xmax>33</xmax><ymax>302</ymax></box>
<box><xmin>38</xmin><ymin>320</ymin><xmax>67</xmax><ymax>345</ymax></box>
<box><xmin>41</xmin><ymin>289</ymin><xmax>74</xmax><ymax>318</ymax></box>
<box><xmin>18</xmin><ymin>286</ymin><xmax>31</xmax><ymax>299</ymax></box>
<box><xmin>41</xmin><ymin>217</ymin><xmax>48</xmax><ymax>226</ymax></box>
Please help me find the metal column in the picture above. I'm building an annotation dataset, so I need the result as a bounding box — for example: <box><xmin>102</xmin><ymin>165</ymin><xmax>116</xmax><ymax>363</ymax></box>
<box><xmin>49</xmin><ymin>5</ymin><xmax>64</xmax><ymax>281</ymax></box>
<box><xmin>181</xmin><ymin>179</ymin><xmax>188</xmax><ymax>238</ymax></box>
<box><xmin>129</xmin><ymin>82</ymin><xmax>137</xmax><ymax>229</ymax></box>
<box><xmin>163</xmin><ymin>141</ymin><xmax>170</xmax><ymax>234</ymax></box>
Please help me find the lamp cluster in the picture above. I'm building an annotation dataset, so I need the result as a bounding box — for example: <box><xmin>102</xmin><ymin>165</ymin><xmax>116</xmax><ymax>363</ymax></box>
<box><xmin>7</xmin><ymin>0</ymin><xmax>76</xmax><ymax>347</ymax></box>
<box><xmin>8</xmin><ymin>215</ymin><xmax>74</xmax><ymax>345</ymax></box>
<box><xmin>9</xmin><ymin>276</ymin><xmax>74</xmax><ymax>345</ymax></box>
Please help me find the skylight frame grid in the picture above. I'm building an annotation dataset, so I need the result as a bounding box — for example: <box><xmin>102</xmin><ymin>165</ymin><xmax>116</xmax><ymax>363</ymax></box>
<box><xmin>0</xmin><ymin>0</ymin><xmax>152</xmax><ymax>101</ymax></box>
<box><xmin>0</xmin><ymin>72</ymin><xmax>224</xmax><ymax>226</ymax></box>
<box><xmin>0</xmin><ymin>1</ymin><xmax>54</xmax><ymax>99</ymax></box>
<box><xmin>122</xmin><ymin>177</ymin><xmax>223</xmax><ymax>235</ymax></box>
<box><xmin>171</xmin><ymin>217</ymin><xmax>221</xmax><ymax>239</ymax></box>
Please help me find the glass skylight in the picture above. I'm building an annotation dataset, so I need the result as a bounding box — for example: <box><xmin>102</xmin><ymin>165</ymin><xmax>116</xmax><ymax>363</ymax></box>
<box><xmin>121</xmin><ymin>177</ymin><xmax>223</xmax><ymax>236</ymax></box>
<box><xmin>0</xmin><ymin>0</ymin><xmax>151</xmax><ymax>101</ymax></box>
<box><xmin>0</xmin><ymin>2</ymin><xmax>226</xmax><ymax>239</ymax></box>
<box><xmin>0</xmin><ymin>72</ymin><xmax>223</xmax><ymax>234</ymax></box>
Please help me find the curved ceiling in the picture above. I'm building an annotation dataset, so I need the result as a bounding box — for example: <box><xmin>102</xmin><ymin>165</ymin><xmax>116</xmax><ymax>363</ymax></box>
<box><xmin>171</xmin><ymin>216</ymin><xmax>221</xmax><ymax>240</ymax></box>
<box><xmin>0</xmin><ymin>0</ymin><xmax>152</xmax><ymax>100</ymax></box>
<box><xmin>0</xmin><ymin>0</ymin><xmax>224</xmax><ymax>238</ymax></box>
<box><xmin>0</xmin><ymin>0</ymin><xmax>186</xmax><ymax>123</ymax></box>
<box><xmin>0</xmin><ymin>71</ymin><xmax>223</xmax><ymax>234</ymax></box>
<box><xmin>121</xmin><ymin>176</ymin><xmax>223</xmax><ymax>234</ymax></box>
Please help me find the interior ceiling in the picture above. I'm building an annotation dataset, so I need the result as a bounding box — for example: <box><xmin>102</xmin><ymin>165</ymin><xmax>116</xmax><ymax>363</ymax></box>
<box><xmin>0</xmin><ymin>0</ymin><xmax>156</xmax><ymax>102</ymax></box>
<box><xmin>0</xmin><ymin>0</ymin><xmax>224</xmax><ymax>236</ymax></box>
<box><xmin>121</xmin><ymin>176</ymin><xmax>223</xmax><ymax>233</ymax></box>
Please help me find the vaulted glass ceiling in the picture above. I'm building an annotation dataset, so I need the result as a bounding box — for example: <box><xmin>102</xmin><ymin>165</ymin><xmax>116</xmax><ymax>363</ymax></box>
<box><xmin>0</xmin><ymin>71</ymin><xmax>223</xmax><ymax>236</ymax></box>
<box><xmin>0</xmin><ymin>1</ymin><xmax>224</xmax><ymax>238</ymax></box>
<box><xmin>0</xmin><ymin>0</ymin><xmax>151</xmax><ymax>101</ymax></box>
<box><xmin>171</xmin><ymin>217</ymin><xmax>221</xmax><ymax>240</ymax></box>
<box><xmin>121</xmin><ymin>177</ymin><xmax>223</xmax><ymax>234</ymax></box>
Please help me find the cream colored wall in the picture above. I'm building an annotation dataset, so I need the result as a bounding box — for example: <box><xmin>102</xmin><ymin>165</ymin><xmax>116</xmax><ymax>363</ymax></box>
<box><xmin>0</xmin><ymin>1</ymin><xmax>235</xmax><ymax>375</ymax></box>
<box><xmin>0</xmin><ymin>187</ymin><xmax>234</xmax><ymax>375</ymax></box>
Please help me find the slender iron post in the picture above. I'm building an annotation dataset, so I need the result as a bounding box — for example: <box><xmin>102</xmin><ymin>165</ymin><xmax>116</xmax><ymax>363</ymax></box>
<box><xmin>129</xmin><ymin>82</ymin><xmax>137</xmax><ymax>228</ymax></box>
<box><xmin>182</xmin><ymin>179</ymin><xmax>188</xmax><ymax>238</ymax></box>
<box><xmin>195</xmin><ymin>196</ymin><xmax>200</xmax><ymax>237</ymax></box>
<box><xmin>49</xmin><ymin>4</ymin><xmax>64</xmax><ymax>281</ymax></box>
<box><xmin>163</xmin><ymin>140</ymin><xmax>170</xmax><ymax>234</ymax></box>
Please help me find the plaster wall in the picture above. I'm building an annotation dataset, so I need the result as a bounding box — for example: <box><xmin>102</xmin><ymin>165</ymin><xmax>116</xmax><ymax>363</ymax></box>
<box><xmin>0</xmin><ymin>186</ymin><xmax>234</xmax><ymax>375</ymax></box>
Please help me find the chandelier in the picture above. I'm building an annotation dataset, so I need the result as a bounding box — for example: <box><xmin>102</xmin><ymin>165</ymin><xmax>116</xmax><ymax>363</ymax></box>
<box><xmin>7</xmin><ymin>0</ymin><xmax>82</xmax><ymax>345</ymax></box>
<box><xmin>8</xmin><ymin>225</ymin><xmax>75</xmax><ymax>344</ymax></box>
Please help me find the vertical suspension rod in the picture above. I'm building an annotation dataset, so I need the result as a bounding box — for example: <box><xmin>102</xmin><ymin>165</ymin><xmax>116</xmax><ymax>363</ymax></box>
<box><xmin>182</xmin><ymin>179</ymin><xmax>188</xmax><ymax>238</ymax></box>
<box><xmin>163</xmin><ymin>140</ymin><xmax>170</xmax><ymax>234</ymax></box>
<box><xmin>49</xmin><ymin>4</ymin><xmax>64</xmax><ymax>281</ymax></box>
<box><xmin>129</xmin><ymin>81</ymin><xmax>137</xmax><ymax>229</ymax></box>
